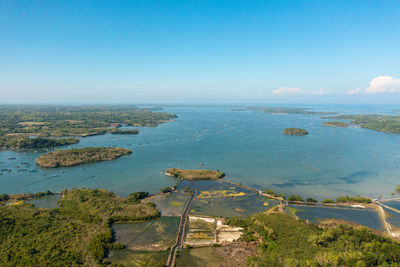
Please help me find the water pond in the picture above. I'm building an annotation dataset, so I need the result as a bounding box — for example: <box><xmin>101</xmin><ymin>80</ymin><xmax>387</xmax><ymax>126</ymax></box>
<box><xmin>26</xmin><ymin>194</ymin><xmax>61</xmax><ymax>208</ymax></box>
<box><xmin>112</xmin><ymin>216</ymin><xmax>180</xmax><ymax>250</ymax></box>
<box><xmin>107</xmin><ymin>250</ymin><xmax>169</xmax><ymax>267</ymax></box>
<box><xmin>191</xmin><ymin>194</ymin><xmax>278</xmax><ymax>218</ymax></box>
<box><xmin>286</xmin><ymin>204</ymin><xmax>385</xmax><ymax>231</ymax></box>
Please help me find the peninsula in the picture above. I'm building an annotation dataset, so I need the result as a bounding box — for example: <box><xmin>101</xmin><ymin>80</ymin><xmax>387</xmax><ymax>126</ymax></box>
<box><xmin>282</xmin><ymin>128</ymin><xmax>309</xmax><ymax>135</ymax></box>
<box><xmin>165</xmin><ymin>168</ymin><xmax>225</xmax><ymax>180</ymax></box>
<box><xmin>323</xmin><ymin>121</ymin><xmax>349</xmax><ymax>127</ymax></box>
<box><xmin>36</xmin><ymin>147</ymin><xmax>132</xmax><ymax>168</ymax></box>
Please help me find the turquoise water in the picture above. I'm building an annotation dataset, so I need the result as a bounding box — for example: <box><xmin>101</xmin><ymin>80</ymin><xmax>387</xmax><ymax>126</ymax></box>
<box><xmin>1</xmin><ymin>105</ymin><xmax>400</xmax><ymax>200</ymax></box>
<box><xmin>287</xmin><ymin>204</ymin><xmax>385</xmax><ymax>231</ymax></box>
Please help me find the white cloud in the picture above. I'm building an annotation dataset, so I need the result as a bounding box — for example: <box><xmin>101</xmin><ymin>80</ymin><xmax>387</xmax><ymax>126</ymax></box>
<box><xmin>365</xmin><ymin>76</ymin><xmax>400</xmax><ymax>94</ymax></box>
<box><xmin>314</xmin><ymin>88</ymin><xmax>327</xmax><ymax>95</ymax></box>
<box><xmin>346</xmin><ymin>87</ymin><xmax>361</xmax><ymax>95</ymax></box>
<box><xmin>272</xmin><ymin>86</ymin><xmax>301</xmax><ymax>95</ymax></box>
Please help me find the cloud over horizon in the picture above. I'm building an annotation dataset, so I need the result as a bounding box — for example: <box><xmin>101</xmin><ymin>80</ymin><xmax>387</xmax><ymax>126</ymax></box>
<box><xmin>272</xmin><ymin>86</ymin><xmax>302</xmax><ymax>95</ymax></box>
<box><xmin>348</xmin><ymin>76</ymin><xmax>400</xmax><ymax>95</ymax></box>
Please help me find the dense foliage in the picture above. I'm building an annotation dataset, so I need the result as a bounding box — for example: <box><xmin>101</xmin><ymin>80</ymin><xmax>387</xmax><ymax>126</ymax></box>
<box><xmin>36</xmin><ymin>147</ymin><xmax>132</xmax><ymax>168</ymax></box>
<box><xmin>165</xmin><ymin>168</ymin><xmax>225</xmax><ymax>180</ymax></box>
<box><xmin>336</xmin><ymin>195</ymin><xmax>371</xmax><ymax>204</ymax></box>
<box><xmin>322</xmin><ymin>121</ymin><xmax>349</xmax><ymax>127</ymax></box>
<box><xmin>287</xmin><ymin>195</ymin><xmax>304</xmax><ymax>202</ymax></box>
<box><xmin>0</xmin><ymin>136</ymin><xmax>79</xmax><ymax>150</ymax></box>
<box><xmin>282</xmin><ymin>128</ymin><xmax>309</xmax><ymax>135</ymax></box>
<box><xmin>227</xmin><ymin>213</ymin><xmax>400</xmax><ymax>266</ymax></box>
<box><xmin>0</xmin><ymin>188</ymin><xmax>159</xmax><ymax>266</ymax></box>
<box><xmin>326</xmin><ymin>114</ymin><xmax>400</xmax><ymax>134</ymax></box>
<box><xmin>0</xmin><ymin>105</ymin><xmax>176</xmax><ymax>138</ymax></box>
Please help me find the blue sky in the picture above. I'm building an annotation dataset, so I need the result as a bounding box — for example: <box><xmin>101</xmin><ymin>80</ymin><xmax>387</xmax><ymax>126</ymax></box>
<box><xmin>1</xmin><ymin>0</ymin><xmax>400</xmax><ymax>103</ymax></box>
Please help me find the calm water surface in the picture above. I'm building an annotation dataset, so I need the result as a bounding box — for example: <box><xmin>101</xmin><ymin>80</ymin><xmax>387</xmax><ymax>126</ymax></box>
<box><xmin>1</xmin><ymin>105</ymin><xmax>400</xmax><ymax>200</ymax></box>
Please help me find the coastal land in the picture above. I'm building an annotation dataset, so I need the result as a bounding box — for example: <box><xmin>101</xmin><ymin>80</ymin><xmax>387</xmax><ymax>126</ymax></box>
<box><xmin>36</xmin><ymin>147</ymin><xmax>132</xmax><ymax>168</ymax></box>
<box><xmin>0</xmin><ymin>105</ymin><xmax>176</xmax><ymax>149</ymax></box>
<box><xmin>0</xmin><ymin>188</ymin><xmax>159</xmax><ymax>266</ymax></box>
<box><xmin>324</xmin><ymin>114</ymin><xmax>400</xmax><ymax>134</ymax></box>
<box><xmin>323</xmin><ymin>121</ymin><xmax>349</xmax><ymax>127</ymax></box>
<box><xmin>165</xmin><ymin>168</ymin><xmax>225</xmax><ymax>180</ymax></box>
<box><xmin>232</xmin><ymin>106</ymin><xmax>335</xmax><ymax>115</ymax></box>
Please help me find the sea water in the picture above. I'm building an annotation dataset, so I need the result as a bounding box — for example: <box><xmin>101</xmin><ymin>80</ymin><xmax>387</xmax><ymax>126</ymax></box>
<box><xmin>1</xmin><ymin>105</ymin><xmax>400</xmax><ymax>200</ymax></box>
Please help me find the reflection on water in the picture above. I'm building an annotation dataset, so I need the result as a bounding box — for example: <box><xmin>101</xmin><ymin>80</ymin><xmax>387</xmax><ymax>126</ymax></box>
<box><xmin>286</xmin><ymin>204</ymin><xmax>385</xmax><ymax>231</ymax></box>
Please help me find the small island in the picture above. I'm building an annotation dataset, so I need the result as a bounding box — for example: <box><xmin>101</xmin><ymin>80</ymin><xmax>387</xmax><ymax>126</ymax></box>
<box><xmin>282</xmin><ymin>128</ymin><xmax>309</xmax><ymax>135</ymax></box>
<box><xmin>110</xmin><ymin>129</ymin><xmax>140</xmax><ymax>135</ymax></box>
<box><xmin>165</xmin><ymin>168</ymin><xmax>225</xmax><ymax>180</ymax></box>
<box><xmin>36</xmin><ymin>147</ymin><xmax>132</xmax><ymax>168</ymax></box>
<box><xmin>323</xmin><ymin>121</ymin><xmax>349</xmax><ymax>127</ymax></box>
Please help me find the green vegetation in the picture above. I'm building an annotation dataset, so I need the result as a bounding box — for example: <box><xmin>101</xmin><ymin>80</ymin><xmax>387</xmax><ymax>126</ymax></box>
<box><xmin>282</xmin><ymin>128</ymin><xmax>309</xmax><ymax>135</ymax></box>
<box><xmin>160</xmin><ymin>187</ymin><xmax>172</xmax><ymax>193</ymax></box>
<box><xmin>128</xmin><ymin>191</ymin><xmax>149</xmax><ymax>203</ymax></box>
<box><xmin>0</xmin><ymin>105</ymin><xmax>176</xmax><ymax>138</ymax></box>
<box><xmin>325</xmin><ymin>114</ymin><xmax>400</xmax><ymax>134</ymax></box>
<box><xmin>306</xmin><ymin>197</ymin><xmax>318</xmax><ymax>203</ymax></box>
<box><xmin>110</xmin><ymin>129</ymin><xmax>140</xmax><ymax>135</ymax></box>
<box><xmin>0</xmin><ymin>136</ymin><xmax>79</xmax><ymax>150</ymax></box>
<box><xmin>287</xmin><ymin>195</ymin><xmax>304</xmax><ymax>202</ymax></box>
<box><xmin>165</xmin><ymin>168</ymin><xmax>225</xmax><ymax>180</ymax></box>
<box><xmin>232</xmin><ymin>106</ymin><xmax>334</xmax><ymax>115</ymax></box>
<box><xmin>227</xmin><ymin>213</ymin><xmax>400</xmax><ymax>266</ymax></box>
<box><xmin>36</xmin><ymin>147</ymin><xmax>132</xmax><ymax>168</ymax></box>
<box><xmin>322</xmin><ymin>199</ymin><xmax>335</xmax><ymax>203</ymax></box>
<box><xmin>0</xmin><ymin>194</ymin><xmax>10</xmax><ymax>201</ymax></box>
<box><xmin>396</xmin><ymin>185</ymin><xmax>400</xmax><ymax>194</ymax></box>
<box><xmin>264</xmin><ymin>188</ymin><xmax>284</xmax><ymax>199</ymax></box>
<box><xmin>336</xmin><ymin>195</ymin><xmax>371</xmax><ymax>204</ymax></box>
<box><xmin>0</xmin><ymin>188</ymin><xmax>159</xmax><ymax>266</ymax></box>
<box><xmin>322</xmin><ymin>120</ymin><xmax>349</xmax><ymax>127</ymax></box>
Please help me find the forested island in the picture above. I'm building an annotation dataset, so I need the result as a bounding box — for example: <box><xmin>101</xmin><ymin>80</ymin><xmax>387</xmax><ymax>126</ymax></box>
<box><xmin>0</xmin><ymin>188</ymin><xmax>159</xmax><ymax>266</ymax></box>
<box><xmin>0</xmin><ymin>105</ymin><xmax>176</xmax><ymax>138</ymax></box>
<box><xmin>36</xmin><ymin>147</ymin><xmax>132</xmax><ymax>168</ymax></box>
<box><xmin>325</xmin><ymin>114</ymin><xmax>400</xmax><ymax>134</ymax></box>
<box><xmin>323</xmin><ymin>121</ymin><xmax>349</xmax><ymax>127</ymax></box>
<box><xmin>0</xmin><ymin>136</ymin><xmax>79</xmax><ymax>150</ymax></box>
<box><xmin>165</xmin><ymin>168</ymin><xmax>225</xmax><ymax>180</ymax></box>
<box><xmin>282</xmin><ymin>128</ymin><xmax>309</xmax><ymax>135</ymax></box>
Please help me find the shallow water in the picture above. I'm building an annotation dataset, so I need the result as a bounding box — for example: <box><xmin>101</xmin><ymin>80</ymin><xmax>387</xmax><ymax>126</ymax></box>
<box><xmin>112</xmin><ymin>216</ymin><xmax>180</xmax><ymax>249</ymax></box>
<box><xmin>26</xmin><ymin>194</ymin><xmax>61</xmax><ymax>208</ymax></box>
<box><xmin>384</xmin><ymin>201</ymin><xmax>400</xmax><ymax>210</ymax></box>
<box><xmin>287</xmin><ymin>204</ymin><xmax>385</xmax><ymax>231</ymax></box>
<box><xmin>151</xmin><ymin>191</ymin><xmax>190</xmax><ymax>216</ymax></box>
<box><xmin>107</xmin><ymin>250</ymin><xmax>169</xmax><ymax>267</ymax></box>
<box><xmin>1</xmin><ymin>105</ymin><xmax>400</xmax><ymax>200</ymax></box>
<box><xmin>191</xmin><ymin>194</ymin><xmax>277</xmax><ymax>218</ymax></box>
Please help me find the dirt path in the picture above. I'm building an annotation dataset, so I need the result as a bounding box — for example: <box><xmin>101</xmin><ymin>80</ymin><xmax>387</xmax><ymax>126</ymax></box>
<box><xmin>166</xmin><ymin>189</ymin><xmax>197</xmax><ymax>267</ymax></box>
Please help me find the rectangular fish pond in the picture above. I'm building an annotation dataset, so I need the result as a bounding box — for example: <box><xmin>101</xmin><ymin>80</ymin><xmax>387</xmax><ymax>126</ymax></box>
<box><xmin>191</xmin><ymin>193</ymin><xmax>278</xmax><ymax>218</ymax></box>
<box><xmin>107</xmin><ymin>250</ymin><xmax>169</xmax><ymax>267</ymax></box>
<box><xmin>286</xmin><ymin>204</ymin><xmax>385</xmax><ymax>231</ymax></box>
<box><xmin>112</xmin><ymin>216</ymin><xmax>180</xmax><ymax>251</ymax></box>
<box><xmin>148</xmin><ymin>191</ymin><xmax>191</xmax><ymax>216</ymax></box>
